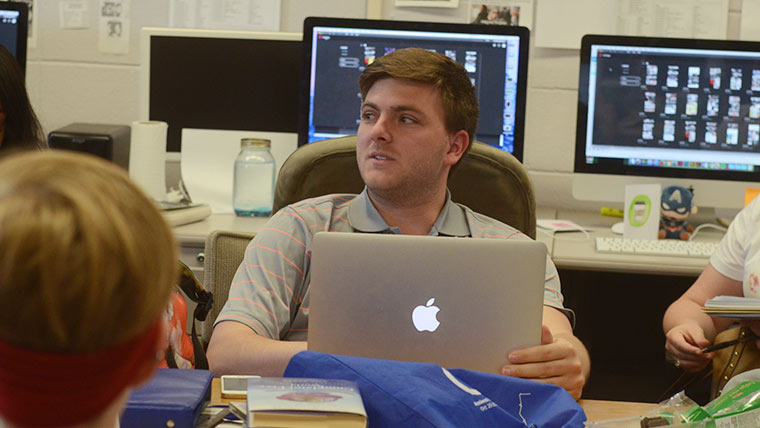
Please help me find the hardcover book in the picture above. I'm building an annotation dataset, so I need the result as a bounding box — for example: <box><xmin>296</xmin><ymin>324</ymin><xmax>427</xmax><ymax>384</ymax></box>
<box><xmin>246</xmin><ymin>377</ymin><xmax>367</xmax><ymax>428</ymax></box>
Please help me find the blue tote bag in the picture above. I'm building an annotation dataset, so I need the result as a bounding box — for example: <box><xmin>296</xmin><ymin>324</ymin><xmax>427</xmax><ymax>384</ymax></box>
<box><xmin>284</xmin><ymin>351</ymin><xmax>586</xmax><ymax>428</ymax></box>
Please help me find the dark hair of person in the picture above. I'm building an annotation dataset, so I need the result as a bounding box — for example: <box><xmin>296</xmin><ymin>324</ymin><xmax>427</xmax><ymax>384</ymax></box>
<box><xmin>359</xmin><ymin>48</ymin><xmax>479</xmax><ymax>171</ymax></box>
<box><xmin>0</xmin><ymin>45</ymin><xmax>45</xmax><ymax>151</ymax></box>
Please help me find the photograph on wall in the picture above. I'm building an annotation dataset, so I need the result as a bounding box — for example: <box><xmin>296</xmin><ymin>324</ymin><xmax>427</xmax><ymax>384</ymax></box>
<box><xmin>60</xmin><ymin>1</ymin><xmax>90</xmax><ymax>30</ymax></box>
<box><xmin>471</xmin><ymin>4</ymin><xmax>521</xmax><ymax>25</ymax></box>
<box><xmin>169</xmin><ymin>0</ymin><xmax>281</xmax><ymax>32</ymax></box>
<box><xmin>469</xmin><ymin>0</ymin><xmax>533</xmax><ymax>28</ymax></box>
<box><xmin>98</xmin><ymin>0</ymin><xmax>130</xmax><ymax>54</ymax></box>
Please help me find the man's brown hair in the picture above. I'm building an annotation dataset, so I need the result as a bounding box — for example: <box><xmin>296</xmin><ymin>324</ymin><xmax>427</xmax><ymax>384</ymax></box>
<box><xmin>359</xmin><ymin>48</ymin><xmax>479</xmax><ymax>165</ymax></box>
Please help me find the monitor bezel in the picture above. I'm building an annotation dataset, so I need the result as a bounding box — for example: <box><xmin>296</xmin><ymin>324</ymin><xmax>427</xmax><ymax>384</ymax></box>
<box><xmin>299</xmin><ymin>16</ymin><xmax>530</xmax><ymax>162</ymax></box>
<box><xmin>574</xmin><ymin>34</ymin><xmax>760</xmax><ymax>183</ymax></box>
<box><xmin>139</xmin><ymin>27</ymin><xmax>302</xmax><ymax>154</ymax></box>
<box><xmin>0</xmin><ymin>2</ymin><xmax>28</xmax><ymax>73</ymax></box>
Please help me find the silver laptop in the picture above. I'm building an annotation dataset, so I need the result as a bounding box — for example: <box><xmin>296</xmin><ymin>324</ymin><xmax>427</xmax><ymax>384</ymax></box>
<box><xmin>307</xmin><ymin>232</ymin><xmax>547</xmax><ymax>373</ymax></box>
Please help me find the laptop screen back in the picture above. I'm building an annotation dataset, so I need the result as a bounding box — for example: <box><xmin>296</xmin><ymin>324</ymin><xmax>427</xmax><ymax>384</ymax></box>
<box><xmin>307</xmin><ymin>232</ymin><xmax>546</xmax><ymax>373</ymax></box>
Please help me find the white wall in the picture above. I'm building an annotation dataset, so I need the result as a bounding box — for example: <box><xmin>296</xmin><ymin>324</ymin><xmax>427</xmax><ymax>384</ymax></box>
<box><xmin>27</xmin><ymin>0</ymin><xmax>368</xmax><ymax>135</ymax></box>
<box><xmin>28</xmin><ymin>0</ymin><xmax>744</xmax><ymax>210</ymax></box>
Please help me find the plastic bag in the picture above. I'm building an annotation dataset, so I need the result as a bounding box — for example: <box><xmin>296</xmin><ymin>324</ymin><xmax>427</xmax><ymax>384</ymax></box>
<box><xmin>284</xmin><ymin>350</ymin><xmax>585</xmax><ymax>428</ymax></box>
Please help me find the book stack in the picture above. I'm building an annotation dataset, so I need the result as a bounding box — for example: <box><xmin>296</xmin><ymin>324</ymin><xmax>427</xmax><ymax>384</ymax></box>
<box><xmin>245</xmin><ymin>378</ymin><xmax>367</xmax><ymax>428</ymax></box>
<box><xmin>703</xmin><ymin>296</ymin><xmax>760</xmax><ymax>319</ymax></box>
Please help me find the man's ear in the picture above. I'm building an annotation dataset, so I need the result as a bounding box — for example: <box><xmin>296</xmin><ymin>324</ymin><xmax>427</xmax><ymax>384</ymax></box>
<box><xmin>444</xmin><ymin>130</ymin><xmax>469</xmax><ymax>166</ymax></box>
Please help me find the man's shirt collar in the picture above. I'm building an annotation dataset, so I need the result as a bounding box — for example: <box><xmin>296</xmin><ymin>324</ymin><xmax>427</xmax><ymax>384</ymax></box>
<box><xmin>346</xmin><ymin>187</ymin><xmax>470</xmax><ymax>237</ymax></box>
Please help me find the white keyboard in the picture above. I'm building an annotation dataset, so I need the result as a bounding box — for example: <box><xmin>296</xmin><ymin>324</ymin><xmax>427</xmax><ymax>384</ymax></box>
<box><xmin>595</xmin><ymin>237</ymin><xmax>720</xmax><ymax>258</ymax></box>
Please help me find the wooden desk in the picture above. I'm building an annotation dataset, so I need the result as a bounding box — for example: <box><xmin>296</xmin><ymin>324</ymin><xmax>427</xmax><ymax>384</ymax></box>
<box><xmin>579</xmin><ymin>399</ymin><xmax>656</xmax><ymax>422</ymax></box>
<box><xmin>210</xmin><ymin>379</ymin><xmax>656</xmax><ymax>422</ymax></box>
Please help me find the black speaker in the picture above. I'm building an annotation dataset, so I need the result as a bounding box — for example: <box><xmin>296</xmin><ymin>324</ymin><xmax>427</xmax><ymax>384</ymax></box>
<box><xmin>48</xmin><ymin>123</ymin><xmax>130</xmax><ymax>169</ymax></box>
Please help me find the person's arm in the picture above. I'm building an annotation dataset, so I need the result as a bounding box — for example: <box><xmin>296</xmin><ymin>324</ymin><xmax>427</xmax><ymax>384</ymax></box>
<box><xmin>663</xmin><ymin>263</ymin><xmax>741</xmax><ymax>371</ymax></box>
<box><xmin>501</xmin><ymin>306</ymin><xmax>590</xmax><ymax>400</ymax></box>
<box><xmin>207</xmin><ymin>207</ymin><xmax>314</xmax><ymax>376</ymax></box>
<box><xmin>207</xmin><ymin>321</ymin><xmax>306</xmax><ymax>376</ymax></box>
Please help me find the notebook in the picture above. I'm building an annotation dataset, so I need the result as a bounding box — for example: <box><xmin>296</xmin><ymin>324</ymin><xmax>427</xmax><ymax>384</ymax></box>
<box><xmin>307</xmin><ymin>232</ymin><xmax>547</xmax><ymax>374</ymax></box>
<box><xmin>120</xmin><ymin>368</ymin><xmax>213</xmax><ymax>428</ymax></box>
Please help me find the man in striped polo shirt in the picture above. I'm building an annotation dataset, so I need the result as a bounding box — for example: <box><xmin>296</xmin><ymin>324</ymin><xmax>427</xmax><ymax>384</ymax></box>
<box><xmin>208</xmin><ymin>48</ymin><xmax>590</xmax><ymax>400</ymax></box>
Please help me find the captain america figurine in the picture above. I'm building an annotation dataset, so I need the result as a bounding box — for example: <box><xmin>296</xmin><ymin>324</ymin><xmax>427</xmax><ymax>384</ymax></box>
<box><xmin>659</xmin><ymin>185</ymin><xmax>698</xmax><ymax>240</ymax></box>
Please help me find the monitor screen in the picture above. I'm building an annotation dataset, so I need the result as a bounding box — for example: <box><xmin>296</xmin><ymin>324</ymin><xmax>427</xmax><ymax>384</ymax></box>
<box><xmin>574</xmin><ymin>35</ymin><xmax>760</xmax><ymax>209</ymax></box>
<box><xmin>141</xmin><ymin>28</ymin><xmax>301</xmax><ymax>152</ymax></box>
<box><xmin>0</xmin><ymin>3</ymin><xmax>28</xmax><ymax>72</ymax></box>
<box><xmin>300</xmin><ymin>17</ymin><xmax>529</xmax><ymax>161</ymax></box>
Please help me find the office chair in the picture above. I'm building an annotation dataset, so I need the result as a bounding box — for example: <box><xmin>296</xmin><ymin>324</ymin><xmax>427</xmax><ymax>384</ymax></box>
<box><xmin>273</xmin><ymin>135</ymin><xmax>537</xmax><ymax>238</ymax></box>
<box><xmin>201</xmin><ymin>229</ymin><xmax>256</xmax><ymax>344</ymax></box>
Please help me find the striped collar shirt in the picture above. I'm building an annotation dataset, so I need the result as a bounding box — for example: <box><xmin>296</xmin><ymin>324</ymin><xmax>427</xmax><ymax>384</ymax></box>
<box><xmin>215</xmin><ymin>188</ymin><xmax>568</xmax><ymax>341</ymax></box>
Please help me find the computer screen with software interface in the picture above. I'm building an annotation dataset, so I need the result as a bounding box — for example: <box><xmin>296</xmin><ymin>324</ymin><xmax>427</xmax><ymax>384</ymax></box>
<box><xmin>0</xmin><ymin>3</ymin><xmax>28</xmax><ymax>72</ymax></box>
<box><xmin>300</xmin><ymin>17</ymin><xmax>529</xmax><ymax>161</ymax></box>
<box><xmin>574</xmin><ymin>35</ymin><xmax>760</xmax><ymax>210</ymax></box>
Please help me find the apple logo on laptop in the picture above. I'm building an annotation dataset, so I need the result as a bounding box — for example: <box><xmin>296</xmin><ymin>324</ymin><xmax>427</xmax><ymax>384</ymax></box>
<box><xmin>412</xmin><ymin>298</ymin><xmax>441</xmax><ymax>332</ymax></box>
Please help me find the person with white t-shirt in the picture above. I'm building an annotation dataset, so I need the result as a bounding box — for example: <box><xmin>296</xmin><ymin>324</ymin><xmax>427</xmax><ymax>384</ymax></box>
<box><xmin>664</xmin><ymin>196</ymin><xmax>760</xmax><ymax>372</ymax></box>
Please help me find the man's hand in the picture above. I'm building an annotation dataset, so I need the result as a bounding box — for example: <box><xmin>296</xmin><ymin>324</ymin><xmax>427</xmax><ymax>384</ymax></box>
<box><xmin>665</xmin><ymin>323</ymin><xmax>712</xmax><ymax>372</ymax></box>
<box><xmin>501</xmin><ymin>324</ymin><xmax>586</xmax><ymax>400</ymax></box>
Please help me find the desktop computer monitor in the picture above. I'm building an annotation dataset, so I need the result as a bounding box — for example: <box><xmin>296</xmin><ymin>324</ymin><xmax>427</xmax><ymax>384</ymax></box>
<box><xmin>0</xmin><ymin>2</ymin><xmax>28</xmax><ymax>72</ymax></box>
<box><xmin>300</xmin><ymin>17</ymin><xmax>529</xmax><ymax>161</ymax></box>
<box><xmin>574</xmin><ymin>34</ymin><xmax>760</xmax><ymax>211</ymax></box>
<box><xmin>139</xmin><ymin>27</ymin><xmax>301</xmax><ymax>153</ymax></box>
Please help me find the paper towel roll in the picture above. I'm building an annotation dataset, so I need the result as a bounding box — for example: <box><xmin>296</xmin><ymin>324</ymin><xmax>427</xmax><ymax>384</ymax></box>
<box><xmin>129</xmin><ymin>121</ymin><xmax>167</xmax><ymax>201</ymax></box>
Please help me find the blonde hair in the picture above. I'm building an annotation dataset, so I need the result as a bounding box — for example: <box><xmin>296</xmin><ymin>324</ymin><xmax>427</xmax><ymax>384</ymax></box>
<box><xmin>0</xmin><ymin>151</ymin><xmax>177</xmax><ymax>352</ymax></box>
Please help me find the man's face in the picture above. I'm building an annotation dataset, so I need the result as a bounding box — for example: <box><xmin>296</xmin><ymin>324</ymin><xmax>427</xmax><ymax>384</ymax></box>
<box><xmin>356</xmin><ymin>78</ymin><xmax>467</xmax><ymax>202</ymax></box>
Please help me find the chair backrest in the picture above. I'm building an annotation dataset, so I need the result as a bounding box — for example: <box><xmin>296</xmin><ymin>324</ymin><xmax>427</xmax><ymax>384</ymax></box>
<box><xmin>201</xmin><ymin>229</ymin><xmax>256</xmax><ymax>344</ymax></box>
<box><xmin>273</xmin><ymin>135</ymin><xmax>536</xmax><ymax>238</ymax></box>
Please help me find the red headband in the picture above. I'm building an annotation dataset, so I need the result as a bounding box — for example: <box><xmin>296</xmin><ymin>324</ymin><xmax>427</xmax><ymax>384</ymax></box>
<box><xmin>0</xmin><ymin>319</ymin><xmax>163</xmax><ymax>428</ymax></box>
